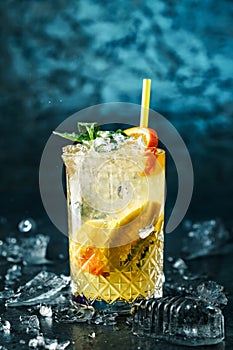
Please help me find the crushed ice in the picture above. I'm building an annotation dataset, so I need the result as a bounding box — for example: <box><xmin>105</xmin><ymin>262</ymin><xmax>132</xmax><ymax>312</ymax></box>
<box><xmin>193</xmin><ymin>280</ymin><xmax>228</xmax><ymax>307</ymax></box>
<box><xmin>6</xmin><ymin>271</ymin><xmax>70</xmax><ymax>307</ymax></box>
<box><xmin>0</xmin><ymin>317</ymin><xmax>11</xmax><ymax>334</ymax></box>
<box><xmin>55</xmin><ymin>301</ymin><xmax>95</xmax><ymax>323</ymax></box>
<box><xmin>0</xmin><ymin>234</ymin><xmax>50</xmax><ymax>264</ymax></box>
<box><xmin>39</xmin><ymin>305</ymin><xmax>53</xmax><ymax>318</ymax></box>
<box><xmin>94</xmin><ymin>137</ymin><xmax>118</xmax><ymax>152</ymax></box>
<box><xmin>5</xmin><ymin>264</ymin><xmax>22</xmax><ymax>287</ymax></box>
<box><xmin>28</xmin><ymin>335</ymin><xmax>70</xmax><ymax>349</ymax></box>
<box><xmin>182</xmin><ymin>219</ymin><xmax>231</xmax><ymax>259</ymax></box>
<box><xmin>92</xmin><ymin>312</ymin><xmax>118</xmax><ymax>326</ymax></box>
<box><xmin>19</xmin><ymin>315</ymin><xmax>40</xmax><ymax>335</ymax></box>
<box><xmin>0</xmin><ymin>217</ymin><xmax>231</xmax><ymax>348</ymax></box>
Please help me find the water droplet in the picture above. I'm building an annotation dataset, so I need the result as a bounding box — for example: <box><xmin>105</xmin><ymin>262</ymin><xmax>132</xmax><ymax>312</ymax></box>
<box><xmin>18</xmin><ymin>218</ymin><xmax>36</xmax><ymax>233</ymax></box>
<box><xmin>167</xmin><ymin>256</ymin><xmax>174</xmax><ymax>262</ymax></box>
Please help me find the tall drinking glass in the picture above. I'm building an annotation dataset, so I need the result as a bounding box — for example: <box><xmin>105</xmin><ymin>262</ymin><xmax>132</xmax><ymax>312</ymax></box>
<box><xmin>62</xmin><ymin>136</ymin><xmax>165</xmax><ymax>314</ymax></box>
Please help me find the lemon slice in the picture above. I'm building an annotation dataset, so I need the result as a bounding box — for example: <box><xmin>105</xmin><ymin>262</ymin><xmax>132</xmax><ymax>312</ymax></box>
<box><xmin>74</xmin><ymin>199</ymin><xmax>146</xmax><ymax>246</ymax></box>
<box><xmin>74</xmin><ymin>201</ymin><xmax>161</xmax><ymax>248</ymax></box>
<box><xmin>75</xmin><ymin>218</ymin><xmax>116</xmax><ymax>247</ymax></box>
<box><xmin>110</xmin><ymin>201</ymin><xmax>161</xmax><ymax>247</ymax></box>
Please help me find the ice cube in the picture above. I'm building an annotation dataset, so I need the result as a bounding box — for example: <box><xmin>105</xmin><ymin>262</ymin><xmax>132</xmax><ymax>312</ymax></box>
<box><xmin>39</xmin><ymin>305</ymin><xmax>53</xmax><ymax>317</ymax></box>
<box><xmin>132</xmin><ymin>296</ymin><xmax>225</xmax><ymax>346</ymax></box>
<box><xmin>94</xmin><ymin>137</ymin><xmax>118</xmax><ymax>152</ymax></box>
<box><xmin>138</xmin><ymin>224</ymin><xmax>154</xmax><ymax>239</ymax></box>
<box><xmin>88</xmin><ymin>332</ymin><xmax>96</xmax><ymax>339</ymax></box>
<box><xmin>6</xmin><ymin>271</ymin><xmax>70</xmax><ymax>307</ymax></box>
<box><xmin>0</xmin><ymin>318</ymin><xmax>11</xmax><ymax>334</ymax></box>
<box><xmin>0</xmin><ymin>237</ymin><xmax>22</xmax><ymax>263</ymax></box>
<box><xmin>0</xmin><ymin>289</ymin><xmax>14</xmax><ymax>300</ymax></box>
<box><xmin>182</xmin><ymin>219</ymin><xmax>231</xmax><ymax>259</ymax></box>
<box><xmin>28</xmin><ymin>337</ymin><xmax>40</xmax><ymax>348</ymax></box>
<box><xmin>194</xmin><ymin>281</ymin><xmax>228</xmax><ymax>307</ymax></box>
<box><xmin>43</xmin><ymin>338</ymin><xmax>58</xmax><ymax>349</ymax></box>
<box><xmin>0</xmin><ymin>235</ymin><xmax>50</xmax><ymax>264</ymax></box>
<box><xmin>56</xmin><ymin>340</ymin><xmax>70</xmax><ymax>350</ymax></box>
<box><xmin>19</xmin><ymin>315</ymin><xmax>40</xmax><ymax>334</ymax></box>
<box><xmin>172</xmin><ymin>258</ymin><xmax>188</xmax><ymax>275</ymax></box>
<box><xmin>5</xmin><ymin>265</ymin><xmax>22</xmax><ymax>287</ymax></box>
<box><xmin>164</xmin><ymin>257</ymin><xmax>206</xmax><ymax>297</ymax></box>
<box><xmin>92</xmin><ymin>311</ymin><xmax>118</xmax><ymax>326</ymax></box>
<box><xmin>55</xmin><ymin>302</ymin><xmax>94</xmax><ymax>323</ymax></box>
<box><xmin>21</xmin><ymin>234</ymin><xmax>50</xmax><ymax>264</ymax></box>
<box><xmin>18</xmin><ymin>218</ymin><xmax>37</xmax><ymax>233</ymax></box>
<box><xmin>28</xmin><ymin>335</ymin><xmax>70</xmax><ymax>350</ymax></box>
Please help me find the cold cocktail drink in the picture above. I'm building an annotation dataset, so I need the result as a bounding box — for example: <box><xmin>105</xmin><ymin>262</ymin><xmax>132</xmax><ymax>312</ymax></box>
<box><xmin>61</xmin><ymin>126</ymin><xmax>165</xmax><ymax>313</ymax></box>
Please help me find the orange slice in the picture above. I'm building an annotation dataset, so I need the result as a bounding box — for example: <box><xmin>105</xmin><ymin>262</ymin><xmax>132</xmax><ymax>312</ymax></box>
<box><xmin>124</xmin><ymin>127</ymin><xmax>158</xmax><ymax>148</ymax></box>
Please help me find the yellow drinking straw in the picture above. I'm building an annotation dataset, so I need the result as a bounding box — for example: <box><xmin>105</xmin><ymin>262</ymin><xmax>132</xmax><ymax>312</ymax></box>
<box><xmin>140</xmin><ymin>78</ymin><xmax>151</xmax><ymax>128</ymax></box>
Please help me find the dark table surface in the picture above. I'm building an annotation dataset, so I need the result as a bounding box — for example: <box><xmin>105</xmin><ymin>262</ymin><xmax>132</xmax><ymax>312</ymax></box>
<box><xmin>0</xmin><ymin>211</ymin><xmax>232</xmax><ymax>350</ymax></box>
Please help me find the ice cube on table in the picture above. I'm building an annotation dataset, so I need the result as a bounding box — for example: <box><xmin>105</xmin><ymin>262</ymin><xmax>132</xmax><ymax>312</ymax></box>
<box><xmin>55</xmin><ymin>302</ymin><xmax>94</xmax><ymax>323</ymax></box>
<box><xmin>0</xmin><ymin>237</ymin><xmax>22</xmax><ymax>263</ymax></box>
<box><xmin>194</xmin><ymin>281</ymin><xmax>228</xmax><ymax>307</ymax></box>
<box><xmin>41</xmin><ymin>338</ymin><xmax>58</xmax><ymax>349</ymax></box>
<box><xmin>132</xmin><ymin>296</ymin><xmax>225</xmax><ymax>346</ymax></box>
<box><xmin>55</xmin><ymin>340</ymin><xmax>71</xmax><ymax>350</ymax></box>
<box><xmin>19</xmin><ymin>315</ymin><xmax>40</xmax><ymax>334</ymax></box>
<box><xmin>5</xmin><ymin>265</ymin><xmax>22</xmax><ymax>287</ymax></box>
<box><xmin>21</xmin><ymin>234</ymin><xmax>50</xmax><ymax>264</ymax></box>
<box><xmin>0</xmin><ymin>289</ymin><xmax>14</xmax><ymax>300</ymax></box>
<box><xmin>172</xmin><ymin>258</ymin><xmax>188</xmax><ymax>274</ymax></box>
<box><xmin>182</xmin><ymin>219</ymin><xmax>231</xmax><ymax>259</ymax></box>
<box><xmin>164</xmin><ymin>257</ymin><xmax>206</xmax><ymax>297</ymax></box>
<box><xmin>39</xmin><ymin>305</ymin><xmax>53</xmax><ymax>317</ymax></box>
<box><xmin>6</xmin><ymin>271</ymin><xmax>70</xmax><ymax>307</ymax></box>
<box><xmin>0</xmin><ymin>317</ymin><xmax>11</xmax><ymax>334</ymax></box>
<box><xmin>92</xmin><ymin>311</ymin><xmax>118</xmax><ymax>326</ymax></box>
<box><xmin>28</xmin><ymin>335</ymin><xmax>70</xmax><ymax>349</ymax></box>
<box><xmin>0</xmin><ymin>234</ymin><xmax>50</xmax><ymax>264</ymax></box>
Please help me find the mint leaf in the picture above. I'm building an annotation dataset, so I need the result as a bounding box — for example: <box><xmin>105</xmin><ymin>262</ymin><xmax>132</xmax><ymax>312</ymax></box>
<box><xmin>116</xmin><ymin>129</ymin><xmax>128</xmax><ymax>136</ymax></box>
<box><xmin>77</xmin><ymin>122</ymin><xmax>99</xmax><ymax>140</ymax></box>
<box><xmin>53</xmin><ymin>122</ymin><xmax>100</xmax><ymax>143</ymax></box>
<box><xmin>53</xmin><ymin>122</ymin><xmax>127</xmax><ymax>144</ymax></box>
<box><xmin>52</xmin><ymin>131</ymin><xmax>82</xmax><ymax>142</ymax></box>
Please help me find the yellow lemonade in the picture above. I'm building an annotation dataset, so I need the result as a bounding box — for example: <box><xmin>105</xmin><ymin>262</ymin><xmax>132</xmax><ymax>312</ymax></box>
<box><xmin>62</xmin><ymin>135</ymin><xmax>165</xmax><ymax>312</ymax></box>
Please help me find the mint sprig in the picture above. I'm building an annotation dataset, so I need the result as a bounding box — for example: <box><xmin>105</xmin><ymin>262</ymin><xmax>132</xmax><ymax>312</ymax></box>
<box><xmin>77</xmin><ymin>122</ymin><xmax>98</xmax><ymax>140</ymax></box>
<box><xmin>53</xmin><ymin>122</ymin><xmax>99</xmax><ymax>143</ymax></box>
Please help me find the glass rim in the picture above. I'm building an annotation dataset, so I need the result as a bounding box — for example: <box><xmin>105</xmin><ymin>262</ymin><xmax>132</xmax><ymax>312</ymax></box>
<box><xmin>62</xmin><ymin>146</ymin><xmax>165</xmax><ymax>158</ymax></box>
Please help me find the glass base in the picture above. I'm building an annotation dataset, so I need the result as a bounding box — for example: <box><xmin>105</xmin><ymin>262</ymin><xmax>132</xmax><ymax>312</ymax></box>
<box><xmin>72</xmin><ymin>294</ymin><xmax>147</xmax><ymax>314</ymax></box>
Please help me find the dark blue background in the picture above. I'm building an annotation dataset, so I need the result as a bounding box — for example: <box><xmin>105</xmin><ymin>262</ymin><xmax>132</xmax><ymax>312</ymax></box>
<box><xmin>0</xmin><ymin>0</ymin><xmax>232</xmax><ymax>227</ymax></box>
<box><xmin>0</xmin><ymin>2</ymin><xmax>233</xmax><ymax>348</ymax></box>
